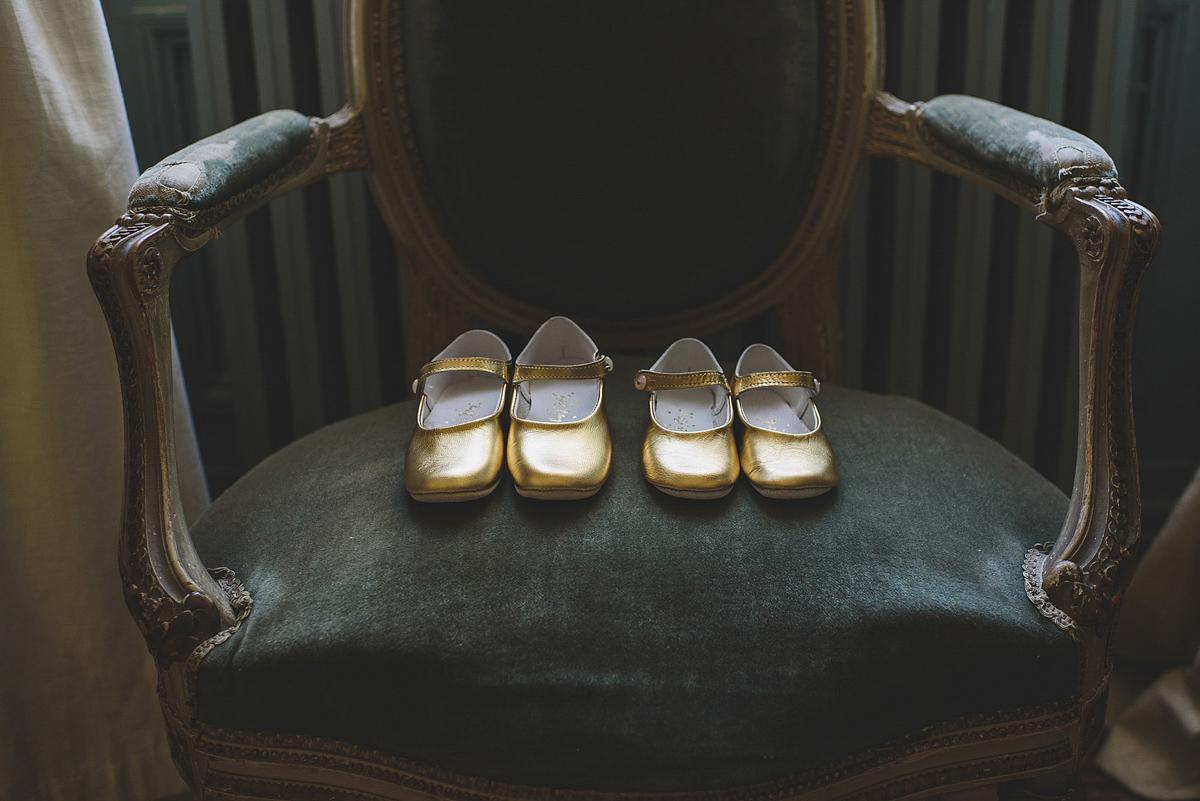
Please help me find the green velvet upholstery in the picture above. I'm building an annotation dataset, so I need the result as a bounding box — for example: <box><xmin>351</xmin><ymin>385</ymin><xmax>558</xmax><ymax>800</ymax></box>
<box><xmin>920</xmin><ymin>95</ymin><xmax>1116</xmax><ymax>190</ymax></box>
<box><xmin>401</xmin><ymin>1</ymin><xmax>824</xmax><ymax>319</ymax></box>
<box><xmin>190</xmin><ymin>359</ymin><xmax>1079</xmax><ymax>793</ymax></box>
<box><xmin>128</xmin><ymin>109</ymin><xmax>314</xmax><ymax>215</ymax></box>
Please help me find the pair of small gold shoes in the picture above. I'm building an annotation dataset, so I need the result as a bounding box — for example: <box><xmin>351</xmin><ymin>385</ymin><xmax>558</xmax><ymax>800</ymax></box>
<box><xmin>405</xmin><ymin>317</ymin><xmax>613</xmax><ymax>502</ymax></box>
<box><xmin>636</xmin><ymin>339</ymin><xmax>838</xmax><ymax>500</ymax></box>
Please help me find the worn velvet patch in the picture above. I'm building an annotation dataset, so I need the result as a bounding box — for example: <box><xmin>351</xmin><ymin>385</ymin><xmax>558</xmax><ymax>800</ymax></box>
<box><xmin>128</xmin><ymin>109</ymin><xmax>313</xmax><ymax>213</ymax></box>
<box><xmin>192</xmin><ymin>360</ymin><xmax>1079</xmax><ymax>792</ymax></box>
<box><xmin>921</xmin><ymin>95</ymin><xmax>1116</xmax><ymax>190</ymax></box>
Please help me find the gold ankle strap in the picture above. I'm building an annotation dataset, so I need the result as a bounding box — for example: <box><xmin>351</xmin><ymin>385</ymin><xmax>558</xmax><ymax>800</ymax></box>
<box><xmin>731</xmin><ymin>370</ymin><xmax>819</xmax><ymax>397</ymax></box>
<box><xmin>412</xmin><ymin>357</ymin><xmax>510</xmax><ymax>394</ymax></box>
<box><xmin>633</xmin><ymin>370</ymin><xmax>729</xmax><ymax>392</ymax></box>
<box><xmin>512</xmin><ymin>355</ymin><xmax>613</xmax><ymax>383</ymax></box>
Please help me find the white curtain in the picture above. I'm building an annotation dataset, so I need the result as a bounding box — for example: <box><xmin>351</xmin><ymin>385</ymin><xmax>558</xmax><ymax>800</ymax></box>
<box><xmin>0</xmin><ymin>1</ymin><xmax>207</xmax><ymax>798</ymax></box>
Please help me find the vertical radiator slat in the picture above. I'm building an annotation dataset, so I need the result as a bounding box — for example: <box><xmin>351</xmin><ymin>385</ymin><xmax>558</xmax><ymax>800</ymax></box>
<box><xmin>945</xmin><ymin>0</ymin><xmax>1006</xmax><ymax>429</ymax></box>
<box><xmin>888</xmin><ymin>0</ymin><xmax>940</xmax><ymax>397</ymax></box>
<box><xmin>185</xmin><ymin>0</ymin><xmax>271</xmax><ymax>466</ymax></box>
<box><xmin>1091</xmin><ymin>0</ymin><xmax>1139</xmax><ymax>164</ymax></box>
<box><xmin>313</xmin><ymin>0</ymin><xmax>383</xmax><ymax>415</ymax></box>
<box><xmin>248</xmin><ymin>0</ymin><xmax>327</xmax><ymax>435</ymax></box>
<box><xmin>1002</xmin><ymin>0</ymin><xmax>1072</xmax><ymax>465</ymax></box>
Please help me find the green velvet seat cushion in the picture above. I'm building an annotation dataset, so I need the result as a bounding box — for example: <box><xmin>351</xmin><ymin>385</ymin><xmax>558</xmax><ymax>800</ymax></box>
<box><xmin>191</xmin><ymin>360</ymin><xmax>1078</xmax><ymax>793</ymax></box>
<box><xmin>920</xmin><ymin>95</ymin><xmax>1116</xmax><ymax>189</ymax></box>
<box><xmin>128</xmin><ymin>110</ymin><xmax>314</xmax><ymax>214</ymax></box>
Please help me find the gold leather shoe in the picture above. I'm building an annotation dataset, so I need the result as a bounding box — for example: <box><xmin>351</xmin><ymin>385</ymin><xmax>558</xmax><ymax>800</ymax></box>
<box><xmin>507</xmin><ymin>317</ymin><xmax>613</xmax><ymax>499</ymax></box>
<box><xmin>635</xmin><ymin>338</ymin><xmax>739</xmax><ymax>499</ymax></box>
<box><xmin>733</xmin><ymin>344</ymin><xmax>838</xmax><ymax>499</ymax></box>
<box><xmin>404</xmin><ymin>330</ymin><xmax>511</xmax><ymax>502</ymax></box>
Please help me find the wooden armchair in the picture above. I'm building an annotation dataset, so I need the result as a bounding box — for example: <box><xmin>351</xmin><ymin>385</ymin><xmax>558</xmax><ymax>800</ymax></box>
<box><xmin>88</xmin><ymin>1</ymin><xmax>1158</xmax><ymax>798</ymax></box>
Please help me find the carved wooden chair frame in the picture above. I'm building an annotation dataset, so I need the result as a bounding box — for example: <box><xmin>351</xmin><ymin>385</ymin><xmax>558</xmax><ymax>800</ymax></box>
<box><xmin>88</xmin><ymin>1</ymin><xmax>1158</xmax><ymax>798</ymax></box>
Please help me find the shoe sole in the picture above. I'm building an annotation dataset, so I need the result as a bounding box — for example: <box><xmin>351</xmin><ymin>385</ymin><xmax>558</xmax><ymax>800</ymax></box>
<box><xmin>651</xmin><ymin>483</ymin><xmax>735</xmax><ymax>500</ymax></box>
<box><xmin>750</xmin><ymin>483</ymin><xmax>835</xmax><ymax>499</ymax></box>
<box><xmin>408</xmin><ymin>479</ymin><xmax>501</xmax><ymax>503</ymax></box>
<box><xmin>513</xmin><ymin>483</ymin><xmax>604</xmax><ymax>500</ymax></box>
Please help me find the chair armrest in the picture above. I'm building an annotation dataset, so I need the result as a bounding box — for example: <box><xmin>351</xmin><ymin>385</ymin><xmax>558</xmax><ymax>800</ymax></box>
<box><xmin>920</xmin><ymin>94</ymin><xmax>1117</xmax><ymax>195</ymax></box>
<box><xmin>866</xmin><ymin>92</ymin><xmax>1121</xmax><ymax>214</ymax></box>
<box><xmin>866</xmin><ymin>91</ymin><xmax>1160</xmax><ymax>630</ymax></box>
<box><xmin>87</xmin><ymin>106</ymin><xmax>370</xmax><ymax>667</ymax></box>
<box><xmin>127</xmin><ymin>106</ymin><xmax>369</xmax><ymax>239</ymax></box>
<box><xmin>130</xmin><ymin>110</ymin><xmax>315</xmax><ymax>223</ymax></box>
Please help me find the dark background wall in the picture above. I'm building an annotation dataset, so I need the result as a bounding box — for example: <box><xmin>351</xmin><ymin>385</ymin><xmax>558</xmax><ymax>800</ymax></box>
<box><xmin>100</xmin><ymin>0</ymin><xmax>1200</xmax><ymax>542</ymax></box>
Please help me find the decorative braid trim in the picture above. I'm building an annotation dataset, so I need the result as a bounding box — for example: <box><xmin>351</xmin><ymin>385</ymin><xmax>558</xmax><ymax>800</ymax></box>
<box><xmin>1024</xmin><ymin>545</ymin><xmax>1077</xmax><ymax>634</ymax></box>
<box><xmin>192</xmin><ymin>695</ymin><xmax>1080</xmax><ymax>801</ymax></box>
<box><xmin>185</xmin><ymin>567</ymin><xmax>254</xmax><ymax>716</ymax></box>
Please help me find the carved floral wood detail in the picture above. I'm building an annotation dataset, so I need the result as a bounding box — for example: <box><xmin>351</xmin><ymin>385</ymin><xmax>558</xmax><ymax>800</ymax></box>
<box><xmin>1035</xmin><ymin>190</ymin><xmax>1159</xmax><ymax>628</ymax></box>
<box><xmin>89</xmin><ymin>215</ymin><xmax>239</xmax><ymax>668</ymax></box>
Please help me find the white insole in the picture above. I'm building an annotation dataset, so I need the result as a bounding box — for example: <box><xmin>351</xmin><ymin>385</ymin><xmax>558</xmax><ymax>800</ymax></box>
<box><xmin>422</xmin><ymin>374</ymin><xmax>502</xmax><ymax>428</ymax></box>
<box><xmin>652</xmin><ymin>387</ymin><xmax>729</xmax><ymax>432</ymax></box>
<box><xmin>739</xmin><ymin>389</ymin><xmax>812</xmax><ymax>434</ymax></box>
<box><xmin>516</xmin><ymin>379</ymin><xmax>596</xmax><ymax>423</ymax></box>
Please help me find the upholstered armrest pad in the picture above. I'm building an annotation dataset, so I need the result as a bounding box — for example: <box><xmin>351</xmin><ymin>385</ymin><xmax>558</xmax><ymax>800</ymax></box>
<box><xmin>919</xmin><ymin>95</ymin><xmax>1116</xmax><ymax>190</ymax></box>
<box><xmin>128</xmin><ymin>110</ymin><xmax>316</xmax><ymax>215</ymax></box>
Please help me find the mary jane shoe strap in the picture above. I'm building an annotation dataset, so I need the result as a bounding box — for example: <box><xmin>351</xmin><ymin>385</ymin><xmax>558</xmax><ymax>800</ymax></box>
<box><xmin>731</xmin><ymin>370</ymin><xmax>819</xmax><ymax>397</ymax></box>
<box><xmin>412</xmin><ymin>357</ymin><xmax>510</xmax><ymax>394</ymax></box>
<box><xmin>512</xmin><ymin>355</ymin><xmax>613</xmax><ymax>383</ymax></box>
<box><xmin>633</xmin><ymin>370</ymin><xmax>729</xmax><ymax>393</ymax></box>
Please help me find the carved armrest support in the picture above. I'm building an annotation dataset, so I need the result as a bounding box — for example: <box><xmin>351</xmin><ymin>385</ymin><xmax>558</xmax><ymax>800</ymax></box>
<box><xmin>1036</xmin><ymin>192</ymin><xmax>1159</xmax><ymax>627</ymax></box>
<box><xmin>87</xmin><ymin>106</ymin><xmax>369</xmax><ymax>667</ymax></box>
<box><xmin>866</xmin><ymin>91</ymin><xmax>1160</xmax><ymax>628</ymax></box>
<box><xmin>89</xmin><ymin>216</ymin><xmax>227</xmax><ymax>668</ymax></box>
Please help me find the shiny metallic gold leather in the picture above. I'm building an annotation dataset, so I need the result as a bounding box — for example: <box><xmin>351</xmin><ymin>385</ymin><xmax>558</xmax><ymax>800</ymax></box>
<box><xmin>405</xmin><ymin>398</ymin><xmax>506</xmax><ymax>502</ymax></box>
<box><xmin>641</xmin><ymin>415</ymin><xmax>740</xmax><ymax>498</ymax></box>
<box><xmin>507</xmin><ymin>390</ymin><xmax>612</xmax><ymax>499</ymax></box>
<box><xmin>737</xmin><ymin>403</ymin><xmax>839</xmax><ymax>499</ymax></box>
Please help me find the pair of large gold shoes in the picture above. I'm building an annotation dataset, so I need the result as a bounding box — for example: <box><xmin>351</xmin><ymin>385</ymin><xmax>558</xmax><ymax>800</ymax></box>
<box><xmin>636</xmin><ymin>338</ymin><xmax>838</xmax><ymax>499</ymax></box>
<box><xmin>405</xmin><ymin>317</ymin><xmax>613</xmax><ymax>502</ymax></box>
